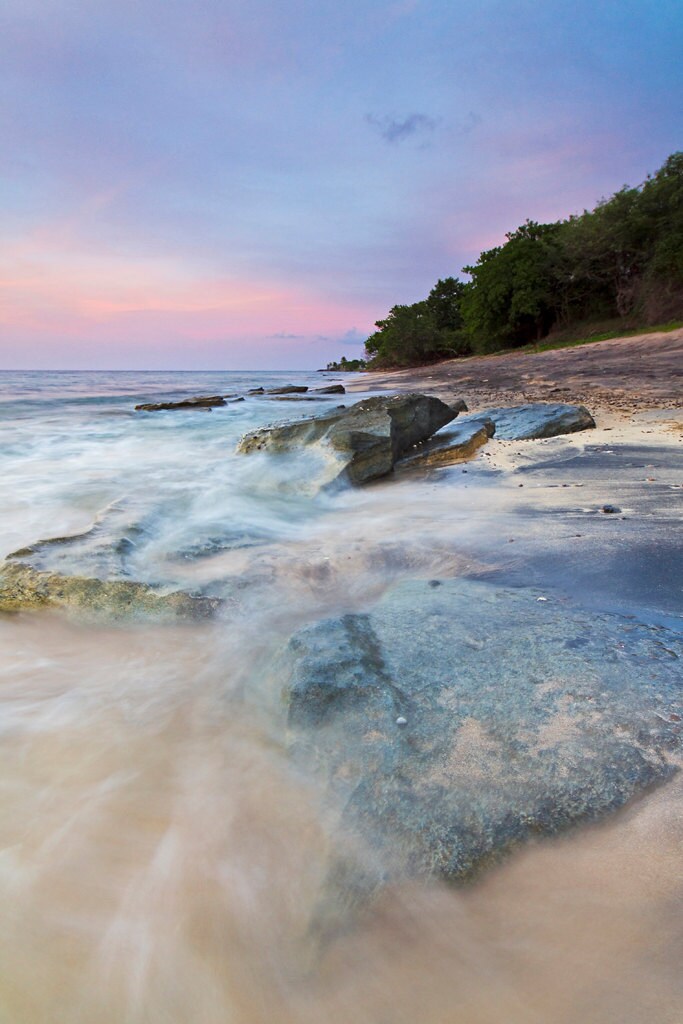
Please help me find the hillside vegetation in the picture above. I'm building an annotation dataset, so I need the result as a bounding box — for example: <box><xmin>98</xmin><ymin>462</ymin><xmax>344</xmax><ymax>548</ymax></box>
<box><xmin>362</xmin><ymin>152</ymin><xmax>683</xmax><ymax>368</ymax></box>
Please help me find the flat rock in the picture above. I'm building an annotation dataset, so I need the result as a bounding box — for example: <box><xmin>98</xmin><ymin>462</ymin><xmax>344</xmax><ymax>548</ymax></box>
<box><xmin>314</xmin><ymin>384</ymin><xmax>346</xmax><ymax>394</ymax></box>
<box><xmin>266</xmin><ymin>385</ymin><xmax>309</xmax><ymax>395</ymax></box>
<box><xmin>278</xmin><ymin>578</ymin><xmax>681</xmax><ymax>882</ymax></box>
<box><xmin>398</xmin><ymin>417</ymin><xmax>495</xmax><ymax>469</ymax></box>
<box><xmin>467</xmin><ymin>402</ymin><xmax>595</xmax><ymax>439</ymax></box>
<box><xmin>135</xmin><ymin>395</ymin><xmax>226</xmax><ymax>412</ymax></box>
<box><xmin>238</xmin><ymin>393</ymin><xmax>465</xmax><ymax>486</ymax></box>
<box><xmin>0</xmin><ymin>560</ymin><xmax>222</xmax><ymax>622</ymax></box>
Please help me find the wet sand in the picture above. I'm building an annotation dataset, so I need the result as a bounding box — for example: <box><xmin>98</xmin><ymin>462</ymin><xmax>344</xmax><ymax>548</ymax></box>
<box><xmin>352</xmin><ymin>328</ymin><xmax>683</xmax><ymax>622</ymax></box>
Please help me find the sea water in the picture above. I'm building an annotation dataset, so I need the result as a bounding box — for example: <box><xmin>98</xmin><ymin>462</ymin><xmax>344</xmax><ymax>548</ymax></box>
<box><xmin>0</xmin><ymin>370</ymin><xmax>681</xmax><ymax>1023</ymax></box>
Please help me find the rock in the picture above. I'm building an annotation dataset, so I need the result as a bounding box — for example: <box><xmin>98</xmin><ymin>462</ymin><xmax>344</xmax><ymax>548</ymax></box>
<box><xmin>238</xmin><ymin>394</ymin><xmax>465</xmax><ymax>486</ymax></box>
<box><xmin>466</xmin><ymin>402</ymin><xmax>595</xmax><ymax>440</ymax></box>
<box><xmin>397</xmin><ymin>417</ymin><xmax>495</xmax><ymax>470</ymax></box>
<box><xmin>135</xmin><ymin>395</ymin><xmax>226</xmax><ymax>412</ymax></box>
<box><xmin>248</xmin><ymin>387</ymin><xmax>265</xmax><ymax>394</ymax></box>
<box><xmin>0</xmin><ymin>560</ymin><xmax>222</xmax><ymax>622</ymax></box>
<box><xmin>266</xmin><ymin>385</ymin><xmax>309</xmax><ymax>395</ymax></box>
<box><xmin>277</xmin><ymin>578</ymin><xmax>681</xmax><ymax>883</ymax></box>
<box><xmin>314</xmin><ymin>384</ymin><xmax>346</xmax><ymax>394</ymax></box>
<box><xmin>601</xmin><ymin>504</ymin><xmax>622</xmax><ymax>514</ymax></box>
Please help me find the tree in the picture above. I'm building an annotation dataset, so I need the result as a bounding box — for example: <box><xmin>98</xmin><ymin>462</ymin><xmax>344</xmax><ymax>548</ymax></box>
<box><xmin>461</xmin><ymin>221</ymin><xmax>562</xmax><ymax>349</ymax></box>
<box><xmin>364</xmin><ymin>152</ymin><xmax>683</xmax><ymax>365</ymax></box>
<box><xmin>365</xmin><ymin>278</ymin><xmax>470</xmax><ymax>367</ymax></box>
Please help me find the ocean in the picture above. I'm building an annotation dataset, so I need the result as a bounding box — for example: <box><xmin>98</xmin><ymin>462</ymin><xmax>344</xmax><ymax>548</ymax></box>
<box><xmin>0</xmin><ymin>370</ymin><xmax>681</xmax><ymax>1023</ymax></box>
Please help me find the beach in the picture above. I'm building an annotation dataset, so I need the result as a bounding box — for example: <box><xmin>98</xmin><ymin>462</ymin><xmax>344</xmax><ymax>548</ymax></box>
<box><xmin>0</xmin><ymin>331</ymin><xmax>681</xmax><ymax>1023</ymax></box>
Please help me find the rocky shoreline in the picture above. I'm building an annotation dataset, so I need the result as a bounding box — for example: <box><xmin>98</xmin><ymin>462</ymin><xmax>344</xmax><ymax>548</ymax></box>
<box><xmin>1</xmin><ymin>330</ymin><xmax>680</xmax><ymax>904</ymax></box>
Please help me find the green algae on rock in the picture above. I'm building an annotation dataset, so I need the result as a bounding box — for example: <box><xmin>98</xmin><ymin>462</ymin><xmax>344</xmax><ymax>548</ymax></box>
<box><xmin>0</xmin><ymin>560</ymin><xmax>222</xmax><ymax>622</ymax></box>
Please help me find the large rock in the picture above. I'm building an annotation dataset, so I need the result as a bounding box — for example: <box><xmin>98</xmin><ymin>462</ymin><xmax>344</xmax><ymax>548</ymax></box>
<box><xmin>266</xmin><ymin>385</ymin><xmax>309</xmax><ymax>395</ymax></box>
<box><xmin>0</xmin><ymin>561</ymin><xmax>221</xmax><ymax>622</ymax></box>
<box><xmin>468</xmin><ymin>402</ymin><xmax>595</xmax><ymax>440</ymax></box>
<box><xmin>397</xmin><ymin>417</ymin><xmax>495</xmax><ymax>470</ymax></box>
<box><xmin>315</xmin><ymin>384</ymin><xmax>346</xmax><ymax>394</ymax></box>
<box><xmin>278</xmin><ymin>578</ymin><xmax>681</xmax><ymax>882</ymax></box>
<box><xmin>238</xmin><ymin>393</ymin><xmax>465</xmax><ymax>486</ymax></box>
<box><xmin>135</xmin><ymin>395</ymin><xmax>226</xmax><ymax>412</ymax></box>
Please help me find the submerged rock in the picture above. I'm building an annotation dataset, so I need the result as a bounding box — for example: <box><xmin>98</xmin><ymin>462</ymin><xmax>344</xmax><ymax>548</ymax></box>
<box><xmin>238</xmin><ymin>393</ymin><xmax>465</xmax><ymax>486</ymax></box>
<box><xmin>0</xmin><ymin>561</ymin><xmax>222</xmax><ymax>622</ymax></box>
<box><xmin>135</xmin><ymin>395</ymin><xmax>226</xmax><ymax>412</ymax></box>
<box><xmin>468</xmin><ymin>402</ymin><xmax>595</xmax><ymax>440</ymax></box>
<box><xmin>277</xmin><ymin>578</ymin><xmax>681</xmax><ymax>883</ymax></box>
<box><xmin>269</xmin><ymin>396</ymin><xmax>326</xmax><ymax>402</ymax></box>
<box><xmin>397</xmin><ymin>417</ymin><xmax>495</xmax><ymax>470</ymax></box>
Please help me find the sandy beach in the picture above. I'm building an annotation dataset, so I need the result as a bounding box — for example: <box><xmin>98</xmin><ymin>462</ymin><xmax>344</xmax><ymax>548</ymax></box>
<box><xmin>350</xmin><ymin>327</ymin><xmax>683</xmax><ymax>418</ymax></box>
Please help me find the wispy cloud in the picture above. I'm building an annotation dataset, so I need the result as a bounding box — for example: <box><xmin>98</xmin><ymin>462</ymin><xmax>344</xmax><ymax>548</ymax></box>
<box><xmin>366</xmin><ymin>112</ymin><xmax>437</xmax><ymax>144</ymax></box>
<box><xmin>457</xmin><ymin>111</ymin><xmax>483</xmax><ymax>136</ymax></box>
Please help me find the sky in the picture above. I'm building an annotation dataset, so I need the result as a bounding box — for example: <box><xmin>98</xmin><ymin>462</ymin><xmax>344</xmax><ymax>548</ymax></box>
<box><xmin>1</xmin><ymin>0</ymin><xmax>682</xmax><ymax>370</ymax></box>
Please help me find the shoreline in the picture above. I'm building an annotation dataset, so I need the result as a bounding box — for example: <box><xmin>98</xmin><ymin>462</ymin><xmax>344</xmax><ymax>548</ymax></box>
<box><xmin>349</xmin><ymin>326</ymin><xmax>683</xmax><ymax>420</ymax></box>
<box><xmin>0</xmin><ymin>348</ymin><xmax>681</xmax><ymax>1021</ymax></box>
<box><xmin>350</xmin><ymin>330</ymin><xmax>682</xmax><ymax>623</ymax></box>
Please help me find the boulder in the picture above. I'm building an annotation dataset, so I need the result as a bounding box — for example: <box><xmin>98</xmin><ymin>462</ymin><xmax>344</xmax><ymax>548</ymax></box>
<box><xmin>0</xmin><ymin>560</ymin><xmax>222</xmax><ymax>622</ymax></box>
<box><xmin>314</xmin><ymin>384</ymin><xmax>346</xmax><ymax>394</ymax></box>
<box><xmin>397</xmin><ymin>417</ymin><xmax>495</xmax><ymax>470</ymax></box>
<box><xmin>135</xmin><ymin>395</ymin><xmax>226</xmax><ymax>412</ymax></box>
<box><xmin>266</xmin><ymin>385</ymin><xmax>309</xmax><ymax>395</ymax></box>
<box><xmin>469</xmin><ymin>402</ymin><xmax>595</xmax><ymax>440</ymax></box>
<box><xmin>238</xmin><ymin>394</ymin><xmax>465</xmax><ymax>486</ymax></box>
<box><xmin>278</xmin><ymin>578</ymin><xmax>681</xmax><ymax>882</ymax></box>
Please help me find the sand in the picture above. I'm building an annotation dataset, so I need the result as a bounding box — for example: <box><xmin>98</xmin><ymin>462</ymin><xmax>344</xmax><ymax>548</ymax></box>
<box><xmin>349</xmin><ymin>326</ymin><xmax>683</xmax><ymax>419</ymax></box>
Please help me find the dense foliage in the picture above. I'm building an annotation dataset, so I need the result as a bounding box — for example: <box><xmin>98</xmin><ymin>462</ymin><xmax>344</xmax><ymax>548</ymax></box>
<box><xmin>359</xmin><ymin>152</ymin><xmax>683</xmax><ymax>367</ymax></box>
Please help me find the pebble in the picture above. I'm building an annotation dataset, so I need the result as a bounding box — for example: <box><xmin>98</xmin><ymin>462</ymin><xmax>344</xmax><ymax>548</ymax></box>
<box><xmin>396</xmin><ymin>716</ymin><xmax>408</xmax><ymax>727</ymax></box>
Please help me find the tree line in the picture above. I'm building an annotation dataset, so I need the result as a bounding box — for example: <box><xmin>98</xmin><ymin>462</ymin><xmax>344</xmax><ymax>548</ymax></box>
<box><xmin>361</xmin><ymin>152</ymin><xmax>682</xmax><ymax>368</ymax></box>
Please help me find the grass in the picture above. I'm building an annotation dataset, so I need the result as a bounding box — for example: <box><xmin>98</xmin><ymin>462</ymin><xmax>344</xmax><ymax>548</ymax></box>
<box><xmin>514</xmin><ymin>319</ymin><xmax>683</xmax><ymax>356</ymax></box>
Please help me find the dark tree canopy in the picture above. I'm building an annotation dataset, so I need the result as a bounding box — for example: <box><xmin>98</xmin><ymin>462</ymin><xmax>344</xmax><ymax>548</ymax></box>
<box><xmin>365</xmin><ymin>278</ymin><xmax>470</xmax><ymax>367</ymax></box>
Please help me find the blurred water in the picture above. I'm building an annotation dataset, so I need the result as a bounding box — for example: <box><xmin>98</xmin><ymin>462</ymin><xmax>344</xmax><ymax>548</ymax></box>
<box><xmin>0</xmin><ymin>370</ymin><xmax>357</xmax><ymax>567</ymax></box>
<box><xmin>0</xmin><ymin>371</ymin><xmax>681</xmax><ymax>1023</ymax></box>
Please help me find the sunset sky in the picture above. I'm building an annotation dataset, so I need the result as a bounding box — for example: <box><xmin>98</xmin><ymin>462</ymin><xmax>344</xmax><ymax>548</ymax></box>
<box><xmin>1</xmin><ymin>0</ymin><xmax>681</xmax><ymax>369</ymax></box>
